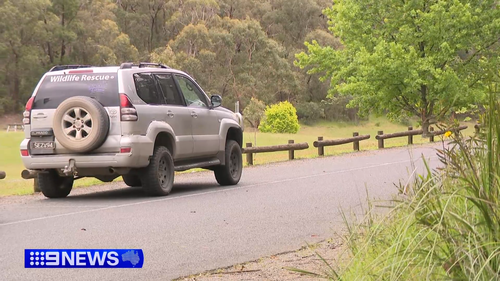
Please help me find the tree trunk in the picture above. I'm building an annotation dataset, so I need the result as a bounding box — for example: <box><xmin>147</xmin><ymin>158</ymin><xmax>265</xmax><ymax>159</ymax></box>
<box><xmin>47</xmin><ymin>42</ymin><xmax>54</xmax><ymax>64</ymax></box>
<box><xmin>60</xmin><ymin>7</ymin><xmax>66</xmax><ymax>62</ymax></box>
<box><xmin>12</xmin><ymin>54</ymin><xmax>20</xmax><ymax>112</ymax></box>
<box><xmin>422</xmin><ymin>118</ymin><xmax>431</xmax><ymax>138</ymax></box>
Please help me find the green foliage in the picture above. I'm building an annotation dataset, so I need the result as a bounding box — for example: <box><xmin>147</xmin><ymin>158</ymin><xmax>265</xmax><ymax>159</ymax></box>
<box><xmin>243</xmin><ymin>98</ymin><xmax>266</xmax><ymax>129</ymax></box>
<box><xmin>296</xmin><ymin>0</ymin><xmax>500</xmax><ymax>135</ymax></box>
<box><xmin>296</xmin><ymin>102</ymin><xmax>324</xmax><ymax>125</ymax></box>
<box><xmin>0</xmin><ymin>0</ymin><xmax>333</xmax><ymax>114</ymax></box>
<box><xmin>259</xmin><ymin>101</ymin><xmax>300</xmax><ymax>134</ymax></box>
<box><xmin>321</xmin><ymin>95</ymin><xmax>360</xmax><ymax>122</ymax></box>
<box><xmin>299</xmin><ymin>87</ymin><xmax>500</xmax><ymax>280</ymax></box>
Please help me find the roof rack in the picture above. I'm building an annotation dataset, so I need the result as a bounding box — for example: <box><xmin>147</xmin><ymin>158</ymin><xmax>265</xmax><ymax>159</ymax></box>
<box><xmin>120</xmin><ymin>62</ymin><xmax>171</xmax><ymax>69</ymax></box>
<box><xmin>49</xmin><ymin>65</ymin><xmax>92</xmax><ymax>72</ymax></box>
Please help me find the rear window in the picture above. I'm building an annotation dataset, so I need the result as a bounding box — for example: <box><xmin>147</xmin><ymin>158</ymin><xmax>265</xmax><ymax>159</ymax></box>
<box><xmin>33</xmin><ymin>73</ymin><xmax>120</xmax><ymax>109</ymax></box>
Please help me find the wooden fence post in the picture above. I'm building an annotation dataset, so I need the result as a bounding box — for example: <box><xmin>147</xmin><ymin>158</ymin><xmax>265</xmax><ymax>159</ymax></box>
<box><xmin>378</xmin><ymin>131</ymin><xmax>384</xmax><ymax>149</ymax></box>
<box><xmin>408</xmin><ymin>126</ymin><xmax>413</xmax><ymax>145</ymax></box>
<box><xmin>317</xmin><ymin>137</ymin><xmax>324</xmax><ymax>156</ymax></box>
<box><xmin>430</xmin><ymin>127</ymin><xmax>434</xmax><ymax>142</ymax></box>
<box><xmin>288</xmin><ymin>140</ymin><xmax>295</xmax><ymax>160</ymax></box>
<box><xmin>246</xmin><ymin>143</ymin><xmax>253</xmax><ymax>166</ymax></box>
<box><xmin>353</xmin><ymin>132</ymin><xmax>360</xmax><ymax>151</ymax></box>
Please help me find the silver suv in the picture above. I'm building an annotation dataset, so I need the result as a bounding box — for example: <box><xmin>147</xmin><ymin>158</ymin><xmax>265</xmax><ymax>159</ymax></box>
<box><xmin>20</xmin><ymin>63</ymin><xmax>244</xmax><ymax>198</ymax></box>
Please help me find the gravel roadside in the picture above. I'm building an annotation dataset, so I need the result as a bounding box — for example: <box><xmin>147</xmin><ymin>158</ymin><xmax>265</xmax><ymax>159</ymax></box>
<box><xmin>175</xmin><ymin>236</ymin><xmax>348</xmax><ymax>281</ymax></box>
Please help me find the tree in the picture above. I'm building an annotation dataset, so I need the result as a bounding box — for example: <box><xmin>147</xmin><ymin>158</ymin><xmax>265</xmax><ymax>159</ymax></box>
<box><xmin>0</xmin><ymin>0</ymin><xmax>336</xmax><ymax>115</ymax></box>
<box><xmin>158</xmin><ymin>18</ymin><xmax>299</xmax><ymax>108</ymax></box>
<box><xmin>243</xmin><ymin>97</ymin><xmax>266</xmax><ymax>129</ymax></box>
<box><xmin>49</xmin><ymin>0</ymin><xmax>80</xmax><ymax>63</ymax></box>
<box><xmin>0</xmin><ymin>0</ymin><xmax>52</xmax><ymax>111</ymax></box>
<box><xmin>296</xmin><ymin>0</ymin><xmax>500</xmax><ymax>135</ymax></box>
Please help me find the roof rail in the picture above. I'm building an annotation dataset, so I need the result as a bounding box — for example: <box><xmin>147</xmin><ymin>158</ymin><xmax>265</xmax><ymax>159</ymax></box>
<box><xmin>49</xmin><ymin>65</ymin><xmax>92</xmax><ymax>72</ymax></box>
<box><xmin>119</xmin><ymin>62</ymin><xmax>171</xmax><ymax>69</ymax></box>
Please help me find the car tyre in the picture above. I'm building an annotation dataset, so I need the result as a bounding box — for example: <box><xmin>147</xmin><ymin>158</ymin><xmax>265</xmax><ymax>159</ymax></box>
<box><xmin>52</xmin><ymin>96</ymin><xmax>109</xmax><ymax>153</ymax></box>
<box><xmin>38</xmin><ymin>170</ymin><xmax>74</xmax><ymax>198</ymax></box>
<box><xmin>122</xmin><ymin>174</ymin><xmax>141</xmax><ymax>187</ymax></box>
<box><xmin>140</xmin><ymin>146</ymin><xmax>174</xmax><ymax>196</ymax></box>
<box><xmin>214</xmin><ymin>140</ymin><xmax>242</xmax><ymax>186</ymax></box>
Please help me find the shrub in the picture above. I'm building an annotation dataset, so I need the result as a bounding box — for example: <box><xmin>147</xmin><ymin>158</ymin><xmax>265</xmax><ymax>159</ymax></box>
<box><xmin>296</xmin><ymin>102</ymin><xmax>324</xmax><ymax>125</ymax></box>
<box><xmin>322</xmin><ymin>95</ymin><xmax>362</xmax><ymax>122</ymax></box>
<box><xmin>259</xmin><ymin>101</ymin><xmax>300</xmax><ymax>134</ymax></box>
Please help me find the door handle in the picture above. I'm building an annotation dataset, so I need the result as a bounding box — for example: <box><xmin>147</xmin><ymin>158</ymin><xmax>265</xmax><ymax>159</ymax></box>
<box><xmin>190</xmin><ymin>111</ymin><xmax>198</xmax><ymax>118</ymax></box>
<box><xmin>33</xmin><ymin>114</ymin><xmax>47</xmax><ymax>119</ymax></box>
<box><xmin>166</xmin><ymin>111</ymin><xmax>174</xmax><ymax>118</ymax></box>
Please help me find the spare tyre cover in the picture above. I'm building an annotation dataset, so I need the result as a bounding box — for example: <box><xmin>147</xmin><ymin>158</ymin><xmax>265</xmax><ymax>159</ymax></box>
<box><xmin>52</xmin><ymin>96</ymin><xmax>109</xmax><ymax>153</ymax></box>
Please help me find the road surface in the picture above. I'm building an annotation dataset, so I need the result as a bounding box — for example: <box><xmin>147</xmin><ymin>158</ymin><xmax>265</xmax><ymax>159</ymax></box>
<box><xmin>0</xmin><ymin>144</ymin><xmax>442</xmax><ymax>280</ymax></box>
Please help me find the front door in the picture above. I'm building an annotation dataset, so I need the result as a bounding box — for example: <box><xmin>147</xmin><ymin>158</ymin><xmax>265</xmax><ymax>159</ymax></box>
<box><xmin>174</xmin><ymin>75</ymin><xmax>220</xmax><ymax>157</ymax></box>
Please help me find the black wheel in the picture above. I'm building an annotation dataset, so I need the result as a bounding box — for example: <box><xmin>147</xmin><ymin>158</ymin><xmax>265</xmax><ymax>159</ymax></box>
<box><xmin>214</xmin><ymin>140</ymin><xmax>242</xmax><ymax>185</ymax></box>
<box><xmin>122</xmin><ymin>174</ymin><xmax>141</xmax><ymax>187</ymax></box>
<box><xmin>140</xmin><ymin>146</ymin><xmax>174</xmax><ymax>196</ymax></box>
<box><xmin>37</xmin><ymin>170</ymin><xmax>74</xmax><ymax>198</ymax></box>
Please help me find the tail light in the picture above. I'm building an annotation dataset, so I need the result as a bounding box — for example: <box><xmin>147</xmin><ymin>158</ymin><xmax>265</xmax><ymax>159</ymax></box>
<box><xmin>20</xmin><ymin>149</ymin><xmax>29</xmax><ymax>157</ymax></box>
<box><xmin>23</xmin><ymin>97</ymin><xmax>34</xmax><ymax>125</ymax></box>
<box><xmin>120</xmin><ymin>94</ymin><xmax>138</xmax><ymax>121</ymax></box>
<box><xmin>120</xmin><ymin>147</ymin><xmax>132</xmax><ymax>153</ymax></box>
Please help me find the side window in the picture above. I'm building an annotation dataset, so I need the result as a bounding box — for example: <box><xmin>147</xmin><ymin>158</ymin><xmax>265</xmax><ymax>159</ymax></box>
<box><xmin>154</xmin><ymin>74</ymin><xmax>185</xmax><ymax>106</ymax></box>
<box><xmin>174</xmin><ymin>75</ymin><xmax>208</xmax><ymax>108</ymax></box>
<box><xmin>133</xmin><ymin>73</ymin><xmax>164</xmax><ymax>105</ymax></box>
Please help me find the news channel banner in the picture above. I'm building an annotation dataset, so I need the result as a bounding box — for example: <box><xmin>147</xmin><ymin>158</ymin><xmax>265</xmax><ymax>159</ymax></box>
<box><xmin>24</xmin><ymin>249</ymin><xmax>144</xmax><ymax>268</ymax></box>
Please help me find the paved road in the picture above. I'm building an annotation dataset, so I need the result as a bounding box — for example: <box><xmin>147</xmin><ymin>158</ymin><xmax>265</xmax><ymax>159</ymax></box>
<box><xmin>0</xmin><ymin>144</ymin><xmax>442</xmax><ymax>280</ymax></box>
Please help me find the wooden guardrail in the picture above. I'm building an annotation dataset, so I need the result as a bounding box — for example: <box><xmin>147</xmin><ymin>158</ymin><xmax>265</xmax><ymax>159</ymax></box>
<box><xmin>313</xmin><ymin>132</ymin><xmax>370</xmax><ymax>156</ymax></box>
<box><xmin>0</xmin><ymin>171</ymin><xmax>6</xmax><ymax>180</ymax></box>
<box><xmin>243</xmin><ymin>141</ymin><xmax>309</xmax><ymax>165</ymax></box>
<box><xmin>376</xmin><ymin>125</ymin><xmax>468</xmax><ymax>148</ymax></box>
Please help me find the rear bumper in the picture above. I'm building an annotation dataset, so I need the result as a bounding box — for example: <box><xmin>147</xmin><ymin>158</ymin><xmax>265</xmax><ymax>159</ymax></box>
<box><xmin>20</xmin><ymin>135</ymin><xmax>153</xmax><ymax>170</ymax></box>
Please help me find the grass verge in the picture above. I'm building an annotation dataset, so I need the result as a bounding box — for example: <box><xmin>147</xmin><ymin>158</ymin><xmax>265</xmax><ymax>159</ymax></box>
<box><xmin>290</xmin><ymin>96</ymin><xmax>499</xmax><ymax>279</ymax></box>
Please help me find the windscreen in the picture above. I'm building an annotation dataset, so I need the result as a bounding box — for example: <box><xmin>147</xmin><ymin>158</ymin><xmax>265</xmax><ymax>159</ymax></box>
<box><xmin>32</xmin><ymin>73</ymin><xmax>120</xmax><ymax>109</ymax></box>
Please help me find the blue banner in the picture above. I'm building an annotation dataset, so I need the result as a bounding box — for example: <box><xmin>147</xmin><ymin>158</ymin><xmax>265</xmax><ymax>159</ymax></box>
<box><xmin>24</xmin><ymin>249</ymin><xmax>144</xmax><ymax>268</ymax></box>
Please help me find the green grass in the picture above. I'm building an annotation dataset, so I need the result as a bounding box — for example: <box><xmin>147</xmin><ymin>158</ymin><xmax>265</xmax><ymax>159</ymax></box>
<box><xmin>287</xmin><ymin>93</ymin><xmax>499</xmax><ymax>280</ymax></box>
<box><xmin>0</xmin><ymin>116</ymin><xmax>475</xmax><ymax>196</ymax></box>
<box><xmin>333</xmin><ymin>119</ymin><xmax>500</xmax><ymax>279</ymax></box>
<box><xmin>243</xmin><ymin>116</ymin><xmax>475</xmax><ymax>165</ymax></box>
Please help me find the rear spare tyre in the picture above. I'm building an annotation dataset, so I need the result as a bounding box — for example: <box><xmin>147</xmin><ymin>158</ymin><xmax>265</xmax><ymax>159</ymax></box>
<box><xmin>52</xmin><ymin>96</ymin><xmax>109</xmax><ymax>153</ymax></box>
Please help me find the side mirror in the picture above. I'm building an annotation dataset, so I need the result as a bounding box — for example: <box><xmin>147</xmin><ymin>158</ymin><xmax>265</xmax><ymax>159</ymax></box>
<box><xmin>210</xmin><ymin>95</ymin><xmax>222</xmax><ymax>108</ymax></box>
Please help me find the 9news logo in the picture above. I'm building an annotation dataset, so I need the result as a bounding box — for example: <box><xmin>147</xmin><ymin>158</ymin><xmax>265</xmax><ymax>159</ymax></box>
<box><xmin>24</xmin><ymin>249</ymin><xmax>144</xmax><ymax>268</ymax></box>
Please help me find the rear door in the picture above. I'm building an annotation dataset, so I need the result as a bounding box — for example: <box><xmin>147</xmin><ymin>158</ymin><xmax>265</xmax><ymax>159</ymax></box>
<box><xmin>173</xmin><ymin>75</ymin><xmax>220</xmax><ymax>157</ymax></box>
<box><xmin>132</xmin><ymin>73</ymin><xmax>193</xmax><ymax>159</ymax></box>
<box><xmin>30</xmin><ymin>70</ymin><xmax>121</xmax><ymax>155</ymax></box>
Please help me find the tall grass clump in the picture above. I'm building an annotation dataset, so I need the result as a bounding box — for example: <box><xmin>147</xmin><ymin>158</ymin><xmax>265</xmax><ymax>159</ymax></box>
<box><xmin>346</xmin><ymin>89</ymin><xmax>499</xmax><ymax>280</ymax></box>
<box><xmin>291</xmin><ymin>88</ymin><xmax>500</xmax><ymax>280</ymax></box>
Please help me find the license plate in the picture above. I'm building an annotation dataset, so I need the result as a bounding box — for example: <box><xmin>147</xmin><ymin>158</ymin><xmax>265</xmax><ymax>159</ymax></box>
<box><xmin>31</xmin><ymin>141</ymin><xmax>55</xmax><ymax>149</ymax></box>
